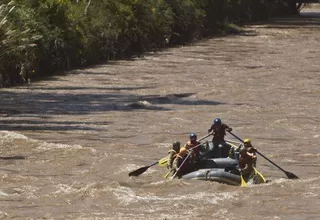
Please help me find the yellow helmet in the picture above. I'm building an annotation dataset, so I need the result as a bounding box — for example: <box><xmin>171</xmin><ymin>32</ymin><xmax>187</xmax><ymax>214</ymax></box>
<box><xmin>244</xmin><ymin>138</ymin><xmax>251</xmax><ymax>144</ymax></box>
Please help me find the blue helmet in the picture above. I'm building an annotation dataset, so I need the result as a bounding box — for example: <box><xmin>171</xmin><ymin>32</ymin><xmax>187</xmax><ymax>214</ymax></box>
<box><xmin>214</xmin><ymin>118</ymin><xmax>222</xmax><ymax>125</ymax></box>
<box><xmin>189</xmin><ymin>132</ymin><xmax>197</xmax><ymax>140</ymax></box>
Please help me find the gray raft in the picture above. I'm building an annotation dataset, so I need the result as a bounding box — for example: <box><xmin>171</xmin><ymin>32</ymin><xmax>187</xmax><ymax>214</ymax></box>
<box><xmin>182</xmin><ymin>168</ymin><xmax>241</xmax><ymax>186</ymax></box>
<box><xmin>178</xmin><ymin>141</ymin><xmax>265</xmax><ymax>186</ymax></box>
<box><xmin>180</xmin><ymin>157</ymin><xmax>266</xmax><ymax>186</ymax></box>
<box><xmin>181</xmin><ymin>157</ymin><xmax>242</xmax><ymax>186</ymax></box>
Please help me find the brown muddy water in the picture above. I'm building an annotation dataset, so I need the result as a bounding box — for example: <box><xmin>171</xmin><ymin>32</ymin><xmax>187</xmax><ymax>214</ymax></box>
<box><xmin>0</xmin><ymin>6</ymin><xmax>320</xmax><ymax>220</ymax></box>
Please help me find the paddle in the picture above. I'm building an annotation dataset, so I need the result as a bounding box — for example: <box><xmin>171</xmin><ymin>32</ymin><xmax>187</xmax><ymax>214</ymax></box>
<box><xmin>158</xmin><ymin>132</ymin><xmax>214</xmax><ymax>168</ymax></box>
<box><xmin>170</xmin><ymin>142</ymin><xmax>205</xmax><ymax>179</ymax></box>
<box><xmin>254</xmin><ymin>150</ymin><xmax>298</xmax><ymax>179</ymax></box>
<box><xmin>228</xmin><ymin>131</ymin><xmax>299</xmax><ymax>179</ymax></box>
<box><xmin>128</xmin><ymin>132</ymin><xmax>213</xmax><ymax>177</ymax></box>
<box><xmin>164</xmin><ymin>169</ymin><xmax>173</xmax><ymax>178</ymax></box>
<box><xmin>128</xmin><ymin>161</ymin><xmax>158</xmax><ymax>177</ymax></box>
<box><xmin>225</xmin><ymin>139</ymin><xmax>242</xmax><ymax>146</ymax></box>
<box><xmin>228</xmin><ymin>143</ymin><xmax>247</xmax><ymax>187</ymax></box>
<box><xmin>253</xmin><ymin>167</ymin><xmax>267</xmax><ymax>184</ymax></box>
<box><xmin>159</xmin><ymin>156</ymin><xmax>169</xmax><ymax>167</ymax></box>
<box><xmin>240</xmin><ymin>173</ymin><xmax>247</xmax><ymax>186</ymax></box>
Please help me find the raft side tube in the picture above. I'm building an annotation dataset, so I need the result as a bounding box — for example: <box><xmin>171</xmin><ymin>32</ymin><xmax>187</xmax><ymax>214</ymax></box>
<box><xmin>200</xmin><ymin>157</ymin><xmax>238</xmax><ymax>169</ymax></box>
<box><xmin>182</xmin><ymin>168</ymin><xmax>241</xmax><ymax>186</ymax></box>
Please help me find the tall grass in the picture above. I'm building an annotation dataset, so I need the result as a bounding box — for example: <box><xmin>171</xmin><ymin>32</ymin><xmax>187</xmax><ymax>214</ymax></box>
<box><xmin>0</xmin><ymin>0</ymin><xmax>298</xmax><ymax>87</ymax></box>
<box><xmin>0</xmin><ymin>1</ymin><xmax>40</xmax><ymax>85</ymax></box>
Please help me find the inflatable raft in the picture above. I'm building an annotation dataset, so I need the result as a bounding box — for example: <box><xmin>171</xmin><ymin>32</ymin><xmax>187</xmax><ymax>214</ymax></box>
<box><xmin>182</xmin><ymin>168</ymin><xmax>241</xmax><ymax>185</ymax></box>
<box><xmin>180</xmin><ymin>157</ymin><xmax>266</xmax><ymax>186</ymax></box>
<box><xmin>181</xmin><ymin>166</ymin><xmax>266</xmax><ymax>186</ymax></box>
<box><xmin>163</xmin><ymin>141</ymin><xmax>266</xmax><ymax>186</ymax></box>
<box><xmin>178</xmin><ymin>157</ymin><xmax>239</xmax><ymax>185</ymax></box>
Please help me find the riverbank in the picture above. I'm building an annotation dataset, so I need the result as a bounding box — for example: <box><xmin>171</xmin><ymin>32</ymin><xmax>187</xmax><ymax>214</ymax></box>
<box><xmin>0</xmin><ymin>5</ymin><xmax>319</xmax><ymax>220</ymax></box>
<box><xmin>0</xmin><ymin>0</ymin><xmax>298</xmax><ymax>87</ymax></box>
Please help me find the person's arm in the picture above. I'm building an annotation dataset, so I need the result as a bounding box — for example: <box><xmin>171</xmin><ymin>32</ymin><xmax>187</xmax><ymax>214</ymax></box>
<box><xmin>228</xmin><ymin>147</ymin><xmax>235</xmax><ymax>158</ymax></box>
<box><xmin>251</xmin><ymin>146</ymin><xmax>257</xmax><ymax>154</ymax></box>
<box><xmin>167</xmin><ymin>151</ymin><xmax>175</xmax><ymax>168</ymax></box>
<box><xmin>240</xmin><ymin>159</ymin><xmax>254</xmax><ymax>175</ymax></box>
<box><xmin>240</xmin><ymin>164</ymin><xmax>248</xmax><ymax>175</ymax></box>
<box><xmin>172</xmin><ymin>153</ymin><xmax>184</xmax><ymax>171</ymax></box>
<box><xmin>223</xmin><ymin>124</ymin><xmax>232</xmax><ymax>132</ymax></box>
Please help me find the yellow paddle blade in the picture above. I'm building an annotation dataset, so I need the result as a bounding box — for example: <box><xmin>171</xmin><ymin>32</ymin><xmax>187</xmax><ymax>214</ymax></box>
<box><xmin>158</xmin><ymin>156</ymin><xmax>168</xmax><ymax>167</ymax></box>
<box><xmin>240</xmin><ymin>175</ymin><xmax>247</xmax><ymax>187</ymax></box>
<box><xmin>163</xmin><ymin>170</ymin><xmax>172</xmax><ymax>178</ymax></box>
<box><xmin>253</xmin><ymin>167</ymin><xmax>267</xmax><ymax>184</ymax></box>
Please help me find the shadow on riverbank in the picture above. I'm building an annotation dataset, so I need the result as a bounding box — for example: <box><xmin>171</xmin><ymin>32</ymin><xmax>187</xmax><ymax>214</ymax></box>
<box><xmin>267</xmin><ymin>5</ymin><xmax>320</xmax><ymax>27</ymax></box>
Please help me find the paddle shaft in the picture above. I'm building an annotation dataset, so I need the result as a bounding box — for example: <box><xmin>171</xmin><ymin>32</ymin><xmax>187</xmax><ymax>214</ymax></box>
<box><xmin>129</xmin><ymin>132</ymin><xmax>213</xmax><ymax>177</ymax></box>
<box><xmin>160</xmin><ymin>132</ymin><xmax>213</xmax><ymax>166</ymax></box>
<box><xmin>170</xmin><ymin>142</ymin><xmax>205</xmax><ymax>179</ymax></box>
<box><xmin>197</xmin><ymin>132</ymin><xmax>214</xmax><ymax>142</ymax></box>
<box><xmin>228</xmin><ymin>131</ymin><xmax>287</xmax><ymax>172</ymax></box>
<box><xmin>170</xmin><ymin>132</ymin><xmax>213</xmax><ymax>179</ymax></box>
<box><xmin>149</xmin><ymin>161</ymin><xmax>159</xmax><ymax>167</ymax></box>
<box><xmin>225</xmin><ymin>139</ymin><xmax>242</xmax><ymax>146</ymax></box>
<box><xmin>233</xmin><ymin>145</ymin><xmax>247</xmax><ymax>187</ymax></box>
<box><xmin>257</xmin><ymin>151</ymin><xmax>289</xmax><ymax>170</ymax></box>
<box><xmin>228</xmin><ymin>131</ymin><xmax>298</xmax><ymax>179</ymax></box>
<box><xmin>128</xmin><ymin>161</ymin><xmax>159</xmax><ymax>177</ymax></box>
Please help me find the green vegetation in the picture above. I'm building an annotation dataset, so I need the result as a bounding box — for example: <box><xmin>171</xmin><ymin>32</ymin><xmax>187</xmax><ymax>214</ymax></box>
<box><xmin>0</xmin><ymin>0</ymin><xmax>298</xmax><ymax>87</ymax></box>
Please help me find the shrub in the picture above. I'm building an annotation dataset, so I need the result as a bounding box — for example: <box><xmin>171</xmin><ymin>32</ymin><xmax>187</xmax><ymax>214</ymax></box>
<box><xmin>0</xmin><ymin>1</ymin><xmax>40</xmax><ymax>86</ymax></box>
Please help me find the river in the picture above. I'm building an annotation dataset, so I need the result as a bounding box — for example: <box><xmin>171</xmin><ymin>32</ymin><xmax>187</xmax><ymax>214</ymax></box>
<box><xmin>0</xmin><ymin>5</ymin><xmax>319</xmax><ymax>220</ymax></box>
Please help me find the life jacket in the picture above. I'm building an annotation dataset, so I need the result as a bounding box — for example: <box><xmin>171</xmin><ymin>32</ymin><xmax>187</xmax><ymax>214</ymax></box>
<box><xmin>246</xmin><ymin>146</ymin><xmax>256</xmax><ymax>154</ymax></box>
<box><xmin>229</xmin><ymin>145</ymin><xmax>241</xmax><ymax>159</ymax></box>
<box><xmin>170</xmin><ymin>147</ymin><xmax>191</xmax><ymax>174</ymax></box>
<box><xmin>246</xmin><ymin>147</ymin><xmax>257</xmax><ymax>166</ymax></box>
<box><xmin>239</xmin><ymin>154</ymin><xmax>251</xmax><ymax>169</ymax></box>
<box><xmin>168</xmin><ymin>149</ymin><xmax>179</xmax><ymax>160</ymax></box>
<box><xmin>211</xmin><ymin>124</ymin><xmax>227</xmax><ymax>141</ymax></box>
<box><xmin>173</xmin><ymin>141</ymin><xmax>201</xmax><ymax>173</ymax></box>
<box><xmin>239</xmin><ymin>153</ymin><xmax>255</xmax><ymax>176</ymax></box>
<box><xmin>184</xmin><ymin>140</ymin><xmax>201</xmax><ymax>158</ymax></box>
<box><xmin>175</xmin><ymin>147</ymin><xmax>190</xmax><ymax>160</ymax></box>
<box><xmin>167</xmin><ymin>149</ymin><xmax>179</xmax><ymax>168</ymax></box>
